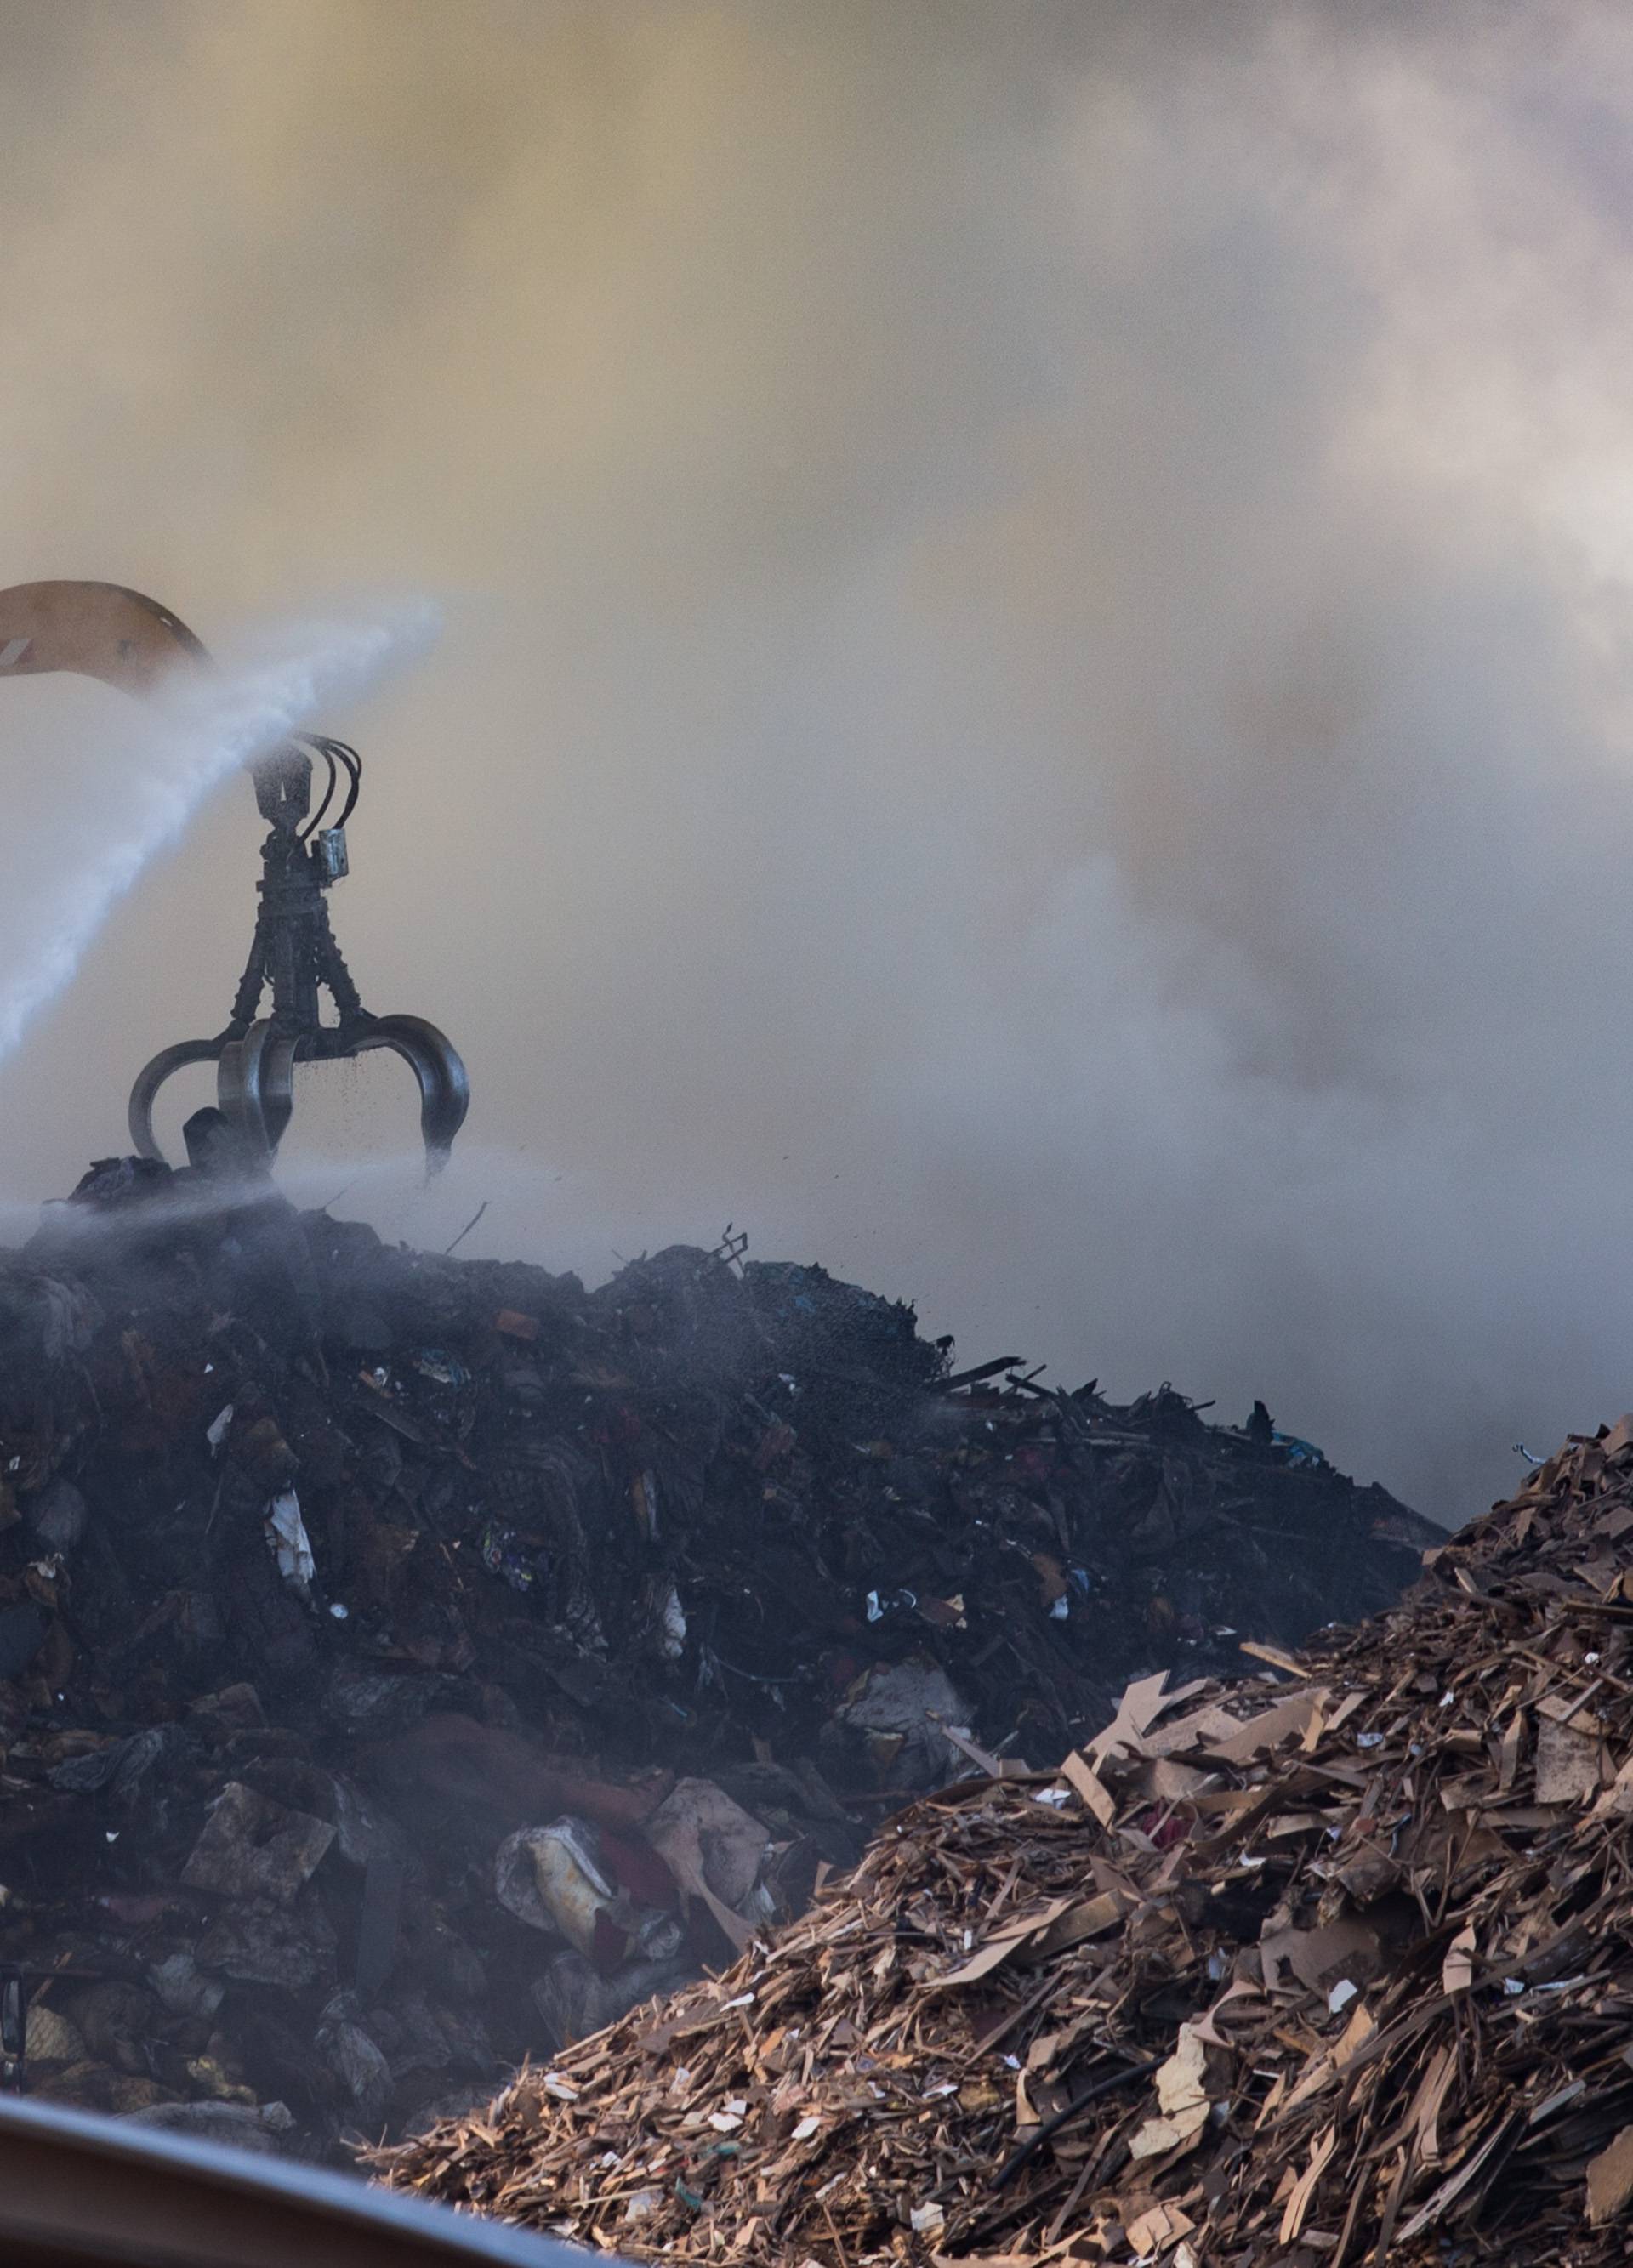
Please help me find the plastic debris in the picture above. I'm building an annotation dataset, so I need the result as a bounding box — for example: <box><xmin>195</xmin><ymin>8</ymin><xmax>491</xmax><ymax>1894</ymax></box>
<box><xmin>264</xmin><ymin>1489</ymin><xmax>316</xmax><ymax>1600</ymax></box>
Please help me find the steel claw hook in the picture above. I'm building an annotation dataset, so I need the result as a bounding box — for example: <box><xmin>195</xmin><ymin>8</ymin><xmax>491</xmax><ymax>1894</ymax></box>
<box><xmin>348</xmin><ymin>1015</ymin><xmax>471</xmax><ymax>1175</ymax></box>
<box><xmin>129</xmin><ymin>1015</ymin><xmax>469</xmax><ymax>1180</ymax></box>
<box><xmin>128</xmin><ymin>1024</ymin><xmax>293</xmax><ymax>1175</ymax></box>
<box><xmin>128</xmin><ymin>1038</ymin><xmax>225</xmax><ymax>1164</ymax></box>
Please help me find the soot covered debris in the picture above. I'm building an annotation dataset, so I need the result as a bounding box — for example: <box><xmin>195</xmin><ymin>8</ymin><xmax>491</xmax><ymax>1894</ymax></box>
<box><xmin>0</xmin><ymin>1157</ymin><xmax>1434</xmax><ymax>2159</ymax></box>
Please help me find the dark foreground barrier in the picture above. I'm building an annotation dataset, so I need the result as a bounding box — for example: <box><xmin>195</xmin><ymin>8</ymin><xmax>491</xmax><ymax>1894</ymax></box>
<box><xmin>0</xmin><ymin>2090</ymin><xmax>595</xmax><ymax>2268</ymax></box>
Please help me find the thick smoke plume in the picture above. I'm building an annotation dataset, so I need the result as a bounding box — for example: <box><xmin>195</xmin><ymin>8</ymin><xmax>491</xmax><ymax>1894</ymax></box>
<box><xmin>1</xmin><ymin>0</ymin><xmax>1631</xmax><ymax>1523</ymax></box>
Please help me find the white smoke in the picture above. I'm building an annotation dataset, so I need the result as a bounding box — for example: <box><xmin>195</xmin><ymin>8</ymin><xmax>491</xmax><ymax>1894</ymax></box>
<box><xmin>2</xmin><ymin>3</ymin><xmax>1633</xmax><ymax>1526</ymax></box>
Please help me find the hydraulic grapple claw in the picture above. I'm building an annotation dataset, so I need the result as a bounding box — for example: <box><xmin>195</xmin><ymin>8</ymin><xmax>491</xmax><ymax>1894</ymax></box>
<box><xmin>0</xmin><ymin>582</ymin><xmax>472</xmax><ymax>1179</ymax></box>
<box><xmin>129</xmin><ymin>1012</ymin><xmax>469</xmax><ymax>1180</ymax></box>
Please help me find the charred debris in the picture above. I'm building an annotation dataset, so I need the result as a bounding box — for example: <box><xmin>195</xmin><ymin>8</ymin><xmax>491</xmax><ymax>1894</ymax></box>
<box><xmin>0</xmin><ymin>1158</ymin><xmax>1432</xmax><ymax>2158</ymax></box>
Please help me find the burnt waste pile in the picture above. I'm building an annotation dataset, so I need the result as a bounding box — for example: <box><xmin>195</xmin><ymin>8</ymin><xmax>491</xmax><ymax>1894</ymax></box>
<box><xmin>0</xmin><ymin>1158</ymin><xmax>1436</xmax><ymax>2158</ymax></box>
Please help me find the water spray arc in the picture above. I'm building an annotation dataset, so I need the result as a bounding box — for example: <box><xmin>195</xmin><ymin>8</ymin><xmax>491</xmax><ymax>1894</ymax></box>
<box><xmin>0</xmin><ymin>582</ymin><xmax>469</xmax><ymax>1174</ymax></box>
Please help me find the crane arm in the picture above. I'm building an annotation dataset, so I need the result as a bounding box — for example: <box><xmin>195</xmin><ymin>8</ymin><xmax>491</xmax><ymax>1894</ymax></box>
<box><xmin>0</xmin><ymin>579</ymin><xmax>210</xmax><ymax>697</ymax></box>
<box><xmin>0</xmin><ymin>579</ymin><xmax>338</xmax><ymax>833</ymax></box>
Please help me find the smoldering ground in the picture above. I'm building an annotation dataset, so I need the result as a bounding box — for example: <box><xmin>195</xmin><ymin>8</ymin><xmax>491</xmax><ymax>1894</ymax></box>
<box><xmin>0</xmin><ymin>0</ymin><xmax>1631</xmax><ymax>1523</ymax></box>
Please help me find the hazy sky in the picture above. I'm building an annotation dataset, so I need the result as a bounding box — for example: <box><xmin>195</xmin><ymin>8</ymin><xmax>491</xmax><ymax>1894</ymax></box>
<box><xmin>3</xmin><ymin>0</ymin><xmax>1633</xmax><ymax>1523</ymax></box>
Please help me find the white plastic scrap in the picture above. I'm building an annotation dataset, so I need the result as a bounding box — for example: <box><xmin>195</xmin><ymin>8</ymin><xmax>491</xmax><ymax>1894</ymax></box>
<box><xmin>265</xmin><ymin>1489</ymin><xmax>316</xmax><ymax>1600</ymax></box>
<box><xmin>658</xmin><ymin>1583</ymin><xmax>687</xmax><ymax>1661</ymax></box>
<box><xmin>206</xmin><ymin>1404</ymin><xmax>234</xmax><ymax>1454</ymax></box>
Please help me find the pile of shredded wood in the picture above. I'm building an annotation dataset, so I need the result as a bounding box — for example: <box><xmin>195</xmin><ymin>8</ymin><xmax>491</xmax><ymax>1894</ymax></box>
<box><xmin>375</xmin><ymin>1418</ymin><xmax>1633</xmax><ymax>2265</ymax></box>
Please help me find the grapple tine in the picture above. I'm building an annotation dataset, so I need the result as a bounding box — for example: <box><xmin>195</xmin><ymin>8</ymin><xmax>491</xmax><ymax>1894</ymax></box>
<box><xmin>218</xmin><ymin>1020</ymin><xmax>298</xmax><ymax>1166</ymax></box>
<box><xmin>128</xmin><ymin>1038</ymin><xmax>227</xmax><ymax>1164</ymax></box>
<box><xmin>352</xmin><ymin>1015</ymin><xmax>471</xmax><ymax>1175</ymax></box>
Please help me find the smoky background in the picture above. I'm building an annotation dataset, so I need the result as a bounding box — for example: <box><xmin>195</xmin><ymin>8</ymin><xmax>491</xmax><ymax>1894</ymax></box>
<box><xmin>1</xmin><ymin>0</ymin><xmax>1631</xmax><ymax>1524</ymax></box>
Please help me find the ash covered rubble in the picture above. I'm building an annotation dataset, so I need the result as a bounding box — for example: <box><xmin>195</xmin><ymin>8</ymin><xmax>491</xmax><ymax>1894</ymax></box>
<box><xmin>0</xmin><ymin>1156</ymin><xmax>1437</xmax><ymax>2159</ymax></box>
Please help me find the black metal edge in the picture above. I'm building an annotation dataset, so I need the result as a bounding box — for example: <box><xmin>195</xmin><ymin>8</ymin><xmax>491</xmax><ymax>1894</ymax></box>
<box><xmin>0</xmin><ymin>2095</ymin><xmax>592</xmax><ymax>2267</ymax></box>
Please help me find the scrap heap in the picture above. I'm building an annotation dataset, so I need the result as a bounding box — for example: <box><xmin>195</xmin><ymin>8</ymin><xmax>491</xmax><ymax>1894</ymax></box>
<box><xmin>380</xmin><ymin>1423</ymin><xmax>1633</xmax><ymax>2265</ymax></box>
<box><xmin>0</xmin><ymin>1162</ymin><xmax>1430</xmax><ymax>2156</ymax></box>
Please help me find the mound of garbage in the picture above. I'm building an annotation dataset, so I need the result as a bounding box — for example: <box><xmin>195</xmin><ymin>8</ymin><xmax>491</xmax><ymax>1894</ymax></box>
<box><xmin>378</xmin><ymin>1420</ymin><xmax>1633</xmax><ymax>2265</ymax></box>
<box><xmin>0</xmin><ymin>1158</ymin><xmax>1431</xmax><ymax>2157</ymax></box>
